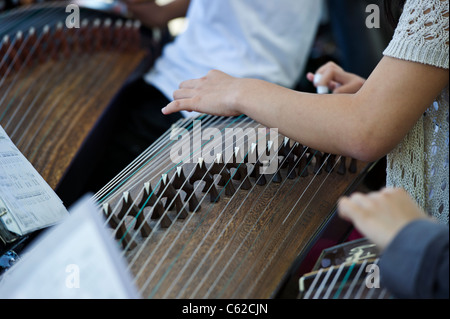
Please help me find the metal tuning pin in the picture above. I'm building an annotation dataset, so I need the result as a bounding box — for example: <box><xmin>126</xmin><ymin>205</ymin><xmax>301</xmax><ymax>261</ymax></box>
<box><xmin>50</xmin><ymin>22</ymin><xmax>63</xmax><ymax>60</ymax></box>
<box><xmin>23</xmin><ymin>27</ymin><xmax>37</xmax><ymax>67</ymax></box>
<box><xmin>39</xmin><ymin>25</ymin><xmax>50</xmax><ymax>63</ymax></box>
<box><xmin>0</xmin><ymin>35</ymin><xmax>10</xmax><ymax>76</ymax></box>
<box><xmin>310</xmin><ymin>150</ymin><xmax>323</xmax><ymax>175</ymax></box>
<box><xmin>249</xmin><ymin>143</ymin><xmax>266</xmax><ymax>186</ymax></box>
<box><xmin>284</xmin><ymin>140</ymin><xmax>298</xmax><ymax>180</ymax></box>
<box><xmin>157</xmin><ymin>174</ymin><xmax>188</xmax><ymax>219</ymax></box>
<box><xmin>131</xmin><ymin>20</ymin><xmax>142</xmax><ymax>50</ymax></box>
<box><xmin>10</xmin><ymin>31</ymin><xmax>23</xmax><ymax>72</ymax></box>
<box><xmin>123</xmin><ymin>20</ymin><xmax>133</xmax><ymax>50</ymax></box>
<box><xmin>113</xmin><ymin>19</ymin><xmax>124</xmax><ymax>50</ymax></box>
<box><xmin>279</xmin><ymin>137</ymin><xmax>291</xmax><ymax>169</ymax></box>
<box><xmin>102</xmin><ymin>203</ymin><xmax>137</xmax><ymax>250</ymax></box>
<box><xmin>266</xmin><ymin>141</ymin><xmax>282</xmax><ymax>183</ymax></box>
<box><xmin>349</xmin><ymin>158</ymin><xmax>357</xmax><ymax>174</ymax></box>
<box><xmin>232</xmin><ymin>148</ymin><xmax>252</xmax><ymax>190</ymax></box>
<box><xmin>92</xmin><ymin>19</ymin><xmax>102</xmax><ymax>52</ymax></box>
<box><xmin>138</xmin><ymin>182</ymin><xmax>157</xmax><ymax>208</ymax></box>
<box><xmin>324</xmin><ymin>154</ymin><xmax>336</xmax><ymax>173</ymax></box>
<box><xmin>80</xmin><ymin>19</ymin><xmax>92</xmax><ymax>53</ymax></box>
<box><xmin>173</xmin><ymin>166</ymin><xmax>200</xmax><ymax>213</ymax></box>
<box><xmin>294</xmin><ymin>143</ymin><xmax>309</xmax><ymax>177</ymax></box>
<box><xmin>143</xmin><ymin>181</ymin><xmax>172</xmax><ymax>228</ymax></box>
<box><xmin>225</xmin><ymin>147</ymin><xmax>241</xmax><ymax>181</ymax></box>
<box><xmin>189</xmin><ymin>158</ymin><xmax>220</xmax><ymax>203</ymax></box>
<box><xmin>118</xmin><ymin>191</ymin><xmax>152</xmax><ymax>237</ymax></box>
<box><xmin>337</xmin><ymin>157</ymin><xmax>347</xmax><ymax>175</ymax></box>
<box><xmin>209</xmin><ymin>154</ymin><xmax>236</xmax><ymax>197</ymax></box>
<box><xmin>103</xmin><ymin>18</ymin><xmax>113</xmax><ymax>49</ymax></box>
<box><xmin>57</xmin><ymin>23</ymin><xmax>71</xmax><ymax>59</ymax></box>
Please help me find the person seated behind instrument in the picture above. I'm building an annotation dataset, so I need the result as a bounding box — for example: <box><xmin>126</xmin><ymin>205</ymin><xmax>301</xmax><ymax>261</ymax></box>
<box><xmin>86</xmin><ymin>0</ymin><xmax>324</xmax><ymax>193</ymax></box>
<box><xmin>338</xmin><ymin>187</ymin><xmax>449</xmax><ymax>299</ymax></box>
<box><xmin>162</xmin><ymin>0</ymin><xmax>449</xmax><ymax>227</ymax></box>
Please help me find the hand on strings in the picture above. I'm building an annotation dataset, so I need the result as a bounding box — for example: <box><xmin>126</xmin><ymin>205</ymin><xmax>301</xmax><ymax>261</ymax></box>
<box><xmin>307</xmin><ymin>61</ymin><xmax>366</xmax><ymax>94</ymax></box>
<box><xmin>162</xmin><ymin>69</ymin><xmax>244</xmax><ymax>117</ymax></box>
<box><xmin>338</xmin><ymin>187</ymin><xmax>430</xmax><ymax>251</ymax></box>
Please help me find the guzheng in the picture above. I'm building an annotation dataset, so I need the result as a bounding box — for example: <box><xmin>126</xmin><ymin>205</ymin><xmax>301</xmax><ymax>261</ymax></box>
<box><xmin>1</xmin><ymin>1</ymin><xmax>375</xmax><ymax>299</ymax></box>
<box><xmin>0</xmin><ymin>1</ymin><xmax>149</xmax><ymax>204</ymax></box>
<box><xmin>92</xmin><ymin>114</ymin><xmax>373</xmax><ymax>299</ymax></box>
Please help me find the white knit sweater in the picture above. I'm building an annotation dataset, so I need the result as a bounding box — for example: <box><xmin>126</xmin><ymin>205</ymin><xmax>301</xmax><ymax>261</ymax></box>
<box><xmin>383</xmin><ymin>0</ymin><xmax>449</xmax><ymax>224</ymax></box>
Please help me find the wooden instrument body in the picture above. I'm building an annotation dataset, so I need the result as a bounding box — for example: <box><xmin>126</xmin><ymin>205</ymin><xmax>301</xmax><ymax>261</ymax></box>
<box><xmin>0</xmin><ymin>2</ymin><xmax>150</xmax><ymax>205</ymax></box>
<box><xmin>97</xmin><ymin>116</ymin><xmax>372</xmax><ymax>298</ymax></box>
<box><xmin>1</xmin><ymin>2</ymin><xmax>375</xmax><ymax>299</ymax></box>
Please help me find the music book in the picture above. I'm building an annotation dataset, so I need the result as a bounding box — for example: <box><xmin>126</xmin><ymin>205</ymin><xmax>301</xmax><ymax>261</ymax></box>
<box><xmin>0</xmin><ymin>194</ymin><xmax>140</xmax><ymax>299</ymax></box>
<box><xmin>0</xmin><ymin>126</ymin><xmax>69</xmax><ymax>245</ymax></box>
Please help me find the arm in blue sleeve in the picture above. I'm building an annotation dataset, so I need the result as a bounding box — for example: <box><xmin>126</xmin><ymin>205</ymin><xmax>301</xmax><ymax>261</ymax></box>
<box><xmin>379</xmin><ymin>219</ymin><xmax>449</xmax><ymax>299</ymax></box>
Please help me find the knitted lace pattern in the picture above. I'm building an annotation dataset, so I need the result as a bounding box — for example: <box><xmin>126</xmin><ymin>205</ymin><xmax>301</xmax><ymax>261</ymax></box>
<box><xmin>383</xmin><ymin>0</ymin><xmax>449</xmax><ymax>224</ymax></box>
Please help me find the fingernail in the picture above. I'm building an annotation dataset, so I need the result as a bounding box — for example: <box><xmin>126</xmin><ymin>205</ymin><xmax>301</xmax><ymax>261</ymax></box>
<box><xmin>161</xmin><ymin>107</ymin><xmax>166</xmax><ymax>114</ymax></box>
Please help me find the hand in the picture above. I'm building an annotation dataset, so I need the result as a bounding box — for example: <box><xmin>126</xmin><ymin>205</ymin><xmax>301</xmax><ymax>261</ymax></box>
<box><xmin>162</xmin><ymin>69</ymin><xmax>245</xmax><ymax>117</ymax></box>
<box><xmin>307</xmin><ymin>61</ymin><xmax>366</xmax><ymax>94</ymax></box>
<box><xmin>338</xmin><ymin>188</ymin><xmax>430</xmax><ymax>251</ymax></box>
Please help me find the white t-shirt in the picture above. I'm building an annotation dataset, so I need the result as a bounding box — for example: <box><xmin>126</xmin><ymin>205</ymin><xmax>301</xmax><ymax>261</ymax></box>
<box><xmin>145</xmin><ymin>0</ymin><xmax>323</xmax><ymax>117</ymax></box>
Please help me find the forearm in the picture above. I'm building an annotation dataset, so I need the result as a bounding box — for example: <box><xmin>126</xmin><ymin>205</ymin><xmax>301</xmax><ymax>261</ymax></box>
<box><xmin>236</xmin><ymin>57</ymin><xmax>448</xmax><ymax>161</ymax></box>
<box><xmin>236</xmin><ymin>79</ymin><xmax>372</xmax><ymax>160</ymax></box>
<box><xmin>165</xmin><ymin>58</ymin><xmax>448</xmax><ymax>161</ymax></box>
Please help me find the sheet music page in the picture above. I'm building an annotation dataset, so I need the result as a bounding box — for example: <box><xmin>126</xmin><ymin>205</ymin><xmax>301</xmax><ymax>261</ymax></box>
<box><xmin>0</xmin><ymin>195</ymin><xmax>140</xmax><ymax>299</ymax></box>
<box><xmin>0</xmin><ymin>126</ymin><xmax>68</xmax><ymax>236</ymax></box>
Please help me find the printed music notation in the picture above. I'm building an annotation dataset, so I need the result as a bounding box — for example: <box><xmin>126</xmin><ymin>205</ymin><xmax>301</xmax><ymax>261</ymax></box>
<box><xmin>0</xmin><ymin>125</ymin><xmax>68</xmax><ymax>241</ymax></box>
<box><xmin>0</xmin><ymin>195</ymin><xmax>140</xmax><ymax>298</ymax></box>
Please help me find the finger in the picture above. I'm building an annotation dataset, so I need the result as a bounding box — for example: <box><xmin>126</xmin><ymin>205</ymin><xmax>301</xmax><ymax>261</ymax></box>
<box><xmin>315</xmin><ymin>61</ymin><xmax>340</xmax><ymax>76</ymax></box>
<box><xmin>306</xmin><ymin>72</ymin><xmax>315</xmax><ymax>83</ymax></box>
<box><xmin>347</xmin><ymin>192</ymin><xmax>377</xmax><ymax>211</ymax></box>
<box><xmin>162</xmin><ymin>99</ymin><xmax>195</xmax><ymax>115</ymax></box>
<box><xmin>338</xmin><ymin>197</ymin><xmax>366</xmax><ymax>222</ymax></box>
<box><xmin>179</xmin><ymin>78</ymin><xmax>200</xmax><ymax>89</ymax></box>
<box><xmin>328</xmin><ymin>81</ymin><xmax>340</xmax><ymax>91</ymax></box>
<box><xmin>173</xmin><ymin>88</ymin><xmax>194</xmax><ymax>100</ymax></box>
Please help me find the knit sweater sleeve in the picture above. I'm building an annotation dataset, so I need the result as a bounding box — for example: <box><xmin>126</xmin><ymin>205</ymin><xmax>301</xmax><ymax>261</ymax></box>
<box><xmin>383</xmin><ymin>0</ymin><xmax>449</xmax><ymax>69</ymax></box>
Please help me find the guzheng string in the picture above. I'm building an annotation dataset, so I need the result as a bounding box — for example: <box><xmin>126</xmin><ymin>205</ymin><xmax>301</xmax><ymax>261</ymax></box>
<box><xmin>96</xmin><ymin>114</ymin><xmax>235</xmax><ymax>235</ymax></box>
<box><xmin>94</xmin><ymin>108</ymin><xmax>346</xmax><ymax>298</ymax></box>
<box><xmin>128</xmin><ymin>120</ymin><xmax>326</xmax><ymax>297</ymax></box>
<box><xmin>0</xmin><ymin>7</ymin><xmax>142</xmax><ymax>169</ymax></box>
<box><xmin>0</xmin><ymin>20</ymin><xmax>125</xmax><ymax>163</ymax></box>
<box><xmin>1</xmin><ymin>2</ymin><xmax>363</xmax><ymax>299</ymax></box>
<box><xmin>114</xmin><ymin>115</ymin><xmax>257</xmax><ymax>254</ymax></box>
<box><xmin>237</xmin><ymin>153</ymin><xmax>341</xmax><ymax>299</ymax></box>
<box><xmin>142</xmin><ymin>120</ymin><xmax>273</xmax><ymax>298</ymax></box>
<box><xmin>94</xmin><ymin>113</ymin><xmax>279</xmax><ymax>294</ymax></box>
<box><xmin>303</xmin><ymin>258</ymin><xmax>391</xmax><ymax>299</ymax></box>
<box><xmin>180</xmin><ymin>143</ymin><xmax>316</xmax><ymax>299</ymax></box>
<box><xmin>93</xmin><ymin>114</ymin><xmax>215</xmax><ymax>204</ymax></box>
